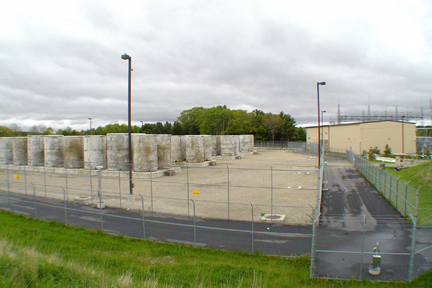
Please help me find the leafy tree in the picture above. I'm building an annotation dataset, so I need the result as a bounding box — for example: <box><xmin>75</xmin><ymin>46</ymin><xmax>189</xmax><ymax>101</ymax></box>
<box><xmin>42</xmin><ymin>127</ymin><xmax>54</xmax><ymax>135</ymax></box>
<box><xmin>177</xmin><ymin>107</ymin><xmax>205</xmax><ymax>135</ymax></box>
<box><xmin>225</xmin><ymin>110</ymin><xmax>254</xmax><ymax>135</ymax></box>
<box><xmin>199</xmin><ymin>106</ymin><xmax>233</xmax><ymax>135</ymax></box>
<box><xmin>263</xmin><ymin>114</ymin><xmax>283</xmax><ymax>142</ymax></box>
<box><xmin>0</xmin><ymin>126</ymin><xmax>13</xmax><ymax>137</ymax></box>
<box><xmin>57</xmin><ymin>127</ymin><xmax>81</xmax><ymax>136</ymax></box>
<box><xmin>172</xmin><ymin>121</ymin><xmax>183</xmax><ymax>135</ymax></box>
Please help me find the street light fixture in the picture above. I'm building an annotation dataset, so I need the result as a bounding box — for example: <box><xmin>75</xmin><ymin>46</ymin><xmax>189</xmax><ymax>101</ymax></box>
<box><xmin>121</xmin><ymin>53</ymin><xmax>133</xmax><ymax>195</ymax></box>
<box><xmin>88</xmin><ymin>118</ymin><xmax>92</xmax><ymax>133</ymax></box>
<box><xmin>317</xmin><ymin>82</ymin><xmax>326</xmax><ymax>167</ymax></box>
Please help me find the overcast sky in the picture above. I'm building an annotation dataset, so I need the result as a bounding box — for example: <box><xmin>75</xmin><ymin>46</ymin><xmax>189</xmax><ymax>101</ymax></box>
<box><xmin>1</xmin><ymin>0</ymin><xmax>431</xmax><ymax>131</ymax></box>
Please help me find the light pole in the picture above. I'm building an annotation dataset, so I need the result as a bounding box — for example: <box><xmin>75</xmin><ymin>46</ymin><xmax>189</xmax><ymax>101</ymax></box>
<box><xmin>88</xmin><ymin>118</ymin><xmax>92</xmax><ymax>133</ymax></box>
<box><xmin>317</xmin><ymin>82</ymin><xmax>326</xmax><ymax>167</ymax></box>
<box><xmin>401</xmin><ymin>115</ymin><xmax>405</xmax><ymax>154</ymax></box>
<box><xmin>321</xmin><ymin>110</ymin><xmax>326</xmax><ymax>152</ymax></box>
<box><xmin>121</xmin><ymin>53</ymin><xmax>133</xmax><ymax>195</ymax></box>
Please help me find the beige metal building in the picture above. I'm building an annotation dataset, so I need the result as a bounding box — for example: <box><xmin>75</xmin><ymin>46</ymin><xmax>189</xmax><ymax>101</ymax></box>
<box><xmin>306</xmin><ymin>120</ymin><xmax>417</xmax><ymax>155</ymax></box>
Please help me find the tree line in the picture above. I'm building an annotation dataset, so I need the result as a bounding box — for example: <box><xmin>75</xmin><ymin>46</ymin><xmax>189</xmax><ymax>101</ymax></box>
<box><xmin>0</xmin><ymin>106</ymin><xmax>306</xmax><ymax>142</ymax></box>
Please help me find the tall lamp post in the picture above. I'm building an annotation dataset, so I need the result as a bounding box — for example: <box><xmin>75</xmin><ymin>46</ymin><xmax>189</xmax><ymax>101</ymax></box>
<box><xmin>401</xmin><ymin>115</ymin><xmax>405</xmax><ymax>154</ymax></box>
<box><xmin>121</xmin><ymin>53</ymin><xmax>133</xmax><ymax>195</ymax></box>
<box><xmin>317</xmin><ymin>82</ymin><xmax>326</xmax><ymax>167</ymax></box>
<box><xmin>88</xmin><ymin>118</ymin><xmax>92</xmax><ymax>133</ymax></box>
<box><xmin>321</xmin><ymin>110</ymin><xmax>326</xmax><ymax>152</ymax></box>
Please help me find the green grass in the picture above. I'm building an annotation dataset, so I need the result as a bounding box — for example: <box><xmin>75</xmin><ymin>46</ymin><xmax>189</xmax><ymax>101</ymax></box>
<box><xmin>0</xmin><ymin>211</ymin><xmax>431</xmax><ymax>287</ymax></box>
<box><xmin>385</xmin><ymin>160</ymin><xmax>432</xmax><ymax>224</ymax></box>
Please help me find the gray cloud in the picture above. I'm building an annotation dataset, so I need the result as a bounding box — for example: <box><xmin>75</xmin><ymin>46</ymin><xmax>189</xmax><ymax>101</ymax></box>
<box><xmin>1</xmin><ymin>0</ymin><xmax>431</xmax><ymax>131</ymax></box>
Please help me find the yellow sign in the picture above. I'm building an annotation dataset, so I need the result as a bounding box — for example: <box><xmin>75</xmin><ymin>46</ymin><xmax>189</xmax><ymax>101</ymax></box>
<box><xmin>15</xmin><ymin>174</ymin><xmax>20</xmax><ymax>180</ymax></box>
<box><xmin>192</xmin><ymin>189</ymin><xmax>199</xmax><ymax>196</ymax></box>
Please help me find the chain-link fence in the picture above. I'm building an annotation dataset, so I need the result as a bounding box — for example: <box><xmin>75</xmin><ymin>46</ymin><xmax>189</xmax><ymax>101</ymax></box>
<box><xmin>310</xmin><ymin>215</ymin><xmax>432</xmax><ymax>282</ymax></box>
<box><xmin>345</xmin><ymin>150</ymin><xmax>426</xmax><ymax>224</ymax></box>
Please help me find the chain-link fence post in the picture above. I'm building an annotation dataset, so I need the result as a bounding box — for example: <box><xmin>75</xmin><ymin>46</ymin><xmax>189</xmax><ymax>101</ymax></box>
<box><xmin>251</xmin><ymin>203</ymin><xmax>254</xmax><ymax>253</ymax></box>
<box><xmin>359</xmin><ymin>214</ymin><xmax>366</xmax><ymax>279</ymax></box>
<box><xmin>227</xmin><ymin>165</ymin><xmax>230</xmax><ymax>220</ymax></box>
<box><xmin>139</xmin><ymin>194</ymin><xmax>146</xmax><ymax>239</ymax></box>
<box><xmin>192</xmin><ymin>198</ymin><xmax>196</xmax><ymax>245</ymax></box>
<box><xmin>97</xmin><ymin>168</ymin><xmax>103</xmax><ymax>231</ymax></box>
<box><xmin>150</xmin><ymin>164</ymin><xmax>154</xmax><ymax>211</ymax></box>
<box><xmin>61</xmin><ymin>186</ymin><xmax>68</xmax><ymax>225</ymax></box>
<box><xmin>6</xmin><ymin>163</ymin><xmax>11</xmax><ymax>210</ymax></box>
<box><xmin>89</xmin><ymin>161</ymin><xmax>94</xmax><ymax>204</ymax></box>
<box><xmin>187</xmin><ymin>163</ymin><xmax>190</xmax><ymax>217</ymax></box>
<box><xmin>408</xmin><ymin>214</ymin><xmax>418</xmax><ymax>282</ymax></box>
<box><xmin>24</xmin><ymin>165</ymin><xmax>27</xmax><ymax>195</ymax></box>
<box><xmin>404</xmin><ymin>180</ymin><xmax>410</xmax><ymax>216</ymax></box>
<box><xmin>309</xmin><ymin>218</ymin><xmax>318</xmax><ymax>278</ymax></box>
<box><xmin>271</xmin><ymin>166</ymin><xmax>274</xmax><ymax>219</ymax></box>
<box><xmin>32</xmin><ymin>183</ymin><xmax>37</xmax><ymax>218</ymax></box>
<box><xmin>65</xmin><ymin>166</ymin><xmax>68</xmax><ymax>199</ymax></box>
<box><xmin>44</xmin><ymin>165</ymin><xmax>47</xmax><ymax>197</ymax></box>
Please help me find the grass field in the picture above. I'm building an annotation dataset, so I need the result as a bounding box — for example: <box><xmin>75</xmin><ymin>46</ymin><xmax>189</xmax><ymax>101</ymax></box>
<box><xmin>0</xmin><ymin>210</ymin><xmax>431</xmax><ymax>287</ymax></box>
<box><xmin>385</xmin><ymin>160</ymin><xmax>432</xmax><ymax>224</ymax></box>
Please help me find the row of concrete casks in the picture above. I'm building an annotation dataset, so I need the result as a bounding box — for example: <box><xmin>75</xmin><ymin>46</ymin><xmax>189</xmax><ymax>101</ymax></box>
<box><xmin>0</xmin><ymin>135</ymin><xmax>107</xmax><ymax>169</ymax></box>
<box><xmin>0</xmin><ymin>134</ymin><xmax>254</xmax><ymax>170</ymax></box>
<box><xmin>170</xmin><ymin>135</ymin><xmax>254</xmax><ymax>163</ymax></box>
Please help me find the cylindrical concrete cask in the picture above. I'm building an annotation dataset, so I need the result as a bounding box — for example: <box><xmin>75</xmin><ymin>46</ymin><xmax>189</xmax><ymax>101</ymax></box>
<box><xmin>186</xmin><ymin>135</ymin><xmax>204</xmax><ymax>163</ymax></box>
<box><xmin>28</xmin><ymin>135</ymin><xmax>44</xmax><ymax>166</ymax></box>
<box><xmin>154</xmin><ymin>134</ymin><xmax>172</xmax><ymax>169</ymax></box>
<box><xmin>240</xmin><ymin>135</ymin><xmax>254</xmax><ymax>152</ymax></box>
<box><xmin>202</xmin><ymin>135</ymin><xmax>213</xmax><ymax>161</ymax></box>
<box><xmin>84</xmin><ymin>135</ymin><xmax>107</xmax><ymax>170</ymax></box>
<box><xmin>211</xmin><ymin>136</ymin><xmax>217</xmax><ymax>156</ymax></box>
<box><xmin>12</xmin><ymin>137</ymin><xmax>28</xmax><ymax>165</ymax></box>
<box><xmin>218</xmin><ymin>135</ymin><xmax>235</xmax><ymax>156</ymax></box>
<box><xmin>0</xmin><ymin>137</ymin><xmax>13</xmax><ymax>164</ymax></box>
<box><xmin>44</xmin><ymin>135</ymin><xmax>64</xmax><ymax>167</ymax></box>
<box><xmin>233</xmin><ymin>135</ymin><xmax>240</xmax><ymax>155</ymax></box>
<box><xmin>171</xmin><ymin>135</ymin><xmax>182</xmax><ymax>163</ymax></box>
<box><xmin>132</xmin><ymin>134</ymin><xmax>158</xmax><ymax>172</ymax></box>
<box><xmin>107</xmin><ymin>133</ymin><xmax>129</xmax><ymax>171</ymax></box>
<box><xmin>63</xmin><ymin>136</ymin><xmax>84</xmax><ymax>168</ymax></box>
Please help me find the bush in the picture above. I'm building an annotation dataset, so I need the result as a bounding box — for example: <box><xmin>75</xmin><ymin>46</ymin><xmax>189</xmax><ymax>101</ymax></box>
<box><xmin>383</xmin><ymin>144</ymin><xmax>392</xmax><ymax>156</ymax></box>
<box><xmin>368</xmin><ymin>146</ymin><xmax>381</xmax><ymax>160</ymax></box>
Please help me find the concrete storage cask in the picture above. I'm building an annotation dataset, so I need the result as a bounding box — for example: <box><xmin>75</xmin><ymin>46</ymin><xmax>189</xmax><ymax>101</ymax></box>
<box><xmin>107</xmin><ymin>133</ymin><xmax>129</xmax><ymax>171</ymax></box>
<box><xmin>171</xmin><ymin>135</ymin><xmax>182</xmax><ymax>163</ymax></box>
<box><xmin>84</xmin><ymin>135</ymin><xmax>107</xmax><ymax>170</ymax></box>
<box><xmin>202</xmin><ymin>135</ymin><xmax>213</xmax><ymax>161</ymax></box>
<box><xmin>186</xmin><ymin>135</ymin><xmax>204</xmax><ymax>163</ymax></box>
<box><xmin>28</xmin><ymin>135</ymin><xmax>44</xmax><ymax>166</ymax></box>
<box><xmin>240</xmin><ymin>135</ymin><xmax>254</xmax><ymax>152</ymax></box>
<box><xmin>44</xmin><ymin>135</ymin><xmax>64</xmax><ymax>167</ymax></box>
<box><xmin>0</xmin><ymin>137</ymin><xmax>13</xmax><ymax>164</ymax></box>
<box><xmin>233</xmin><ymin>135</ymin><xmax>240</xmax><ymax>155</ymax></box>
<box><xmin>63</xmin><ymin>136</ymin><xmax>84</xmax><ymax>168</ymax></box>
<box><xmin>12</xmin><ymin>137</ymin><xmax>28</xmax><ymax>165</ymax></box>
<box><xmin>154</xmin><ymin>134</ymin><xmax>172</xmax><ymax>169</ymax></box>
<box><xmin>132</xmin><ymin>134</ymin><xmax>158</xmax><ymax>172</ymax></box>
<box><xmin>218</xmin><ymin>135</ymin><xmax>235</xmax><ymax>156</ymax></box>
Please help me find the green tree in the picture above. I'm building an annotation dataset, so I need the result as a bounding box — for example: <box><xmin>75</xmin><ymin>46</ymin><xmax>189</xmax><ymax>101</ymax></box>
<box><xmin>250</xmin><ymin>109</ymin><xmax>266</xmax><ymax>140</ymax></box>
<box><xmin>225</xmin><ymin>110</ymin><xmax>254</xmax><ymax>135</ymax></box>
<box><xmin>177</xmin><ymin>107</ymin><xmax>205</xmax><ymax>135</ymax></box>
<box><xmin>199</xmin><ymin>106</ymin><xmax>233</xmax><ymax>135</ymax></box>
<box><xmin>57</xmin><ymin>127</ymin><xmax>81</xmax><ymax>136</ymax></box>
<box><xmin>172</xmin><ymin>121</ymin><xmax>183</xmax><ymax>135</ymax></box>
<box><xmin>42</xmin><ymin>127</ymin><xmax>54</xmax><ymax>135</ymax></box>
<box><xmin>263</xmin><ymin>114</ymin><xmax>283</xmax><ymax>142</ymax></box>
<box><xmin>0</xmin><ymin>126</ymin><xmax>13</xmax><ymax>137</ymax></box>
